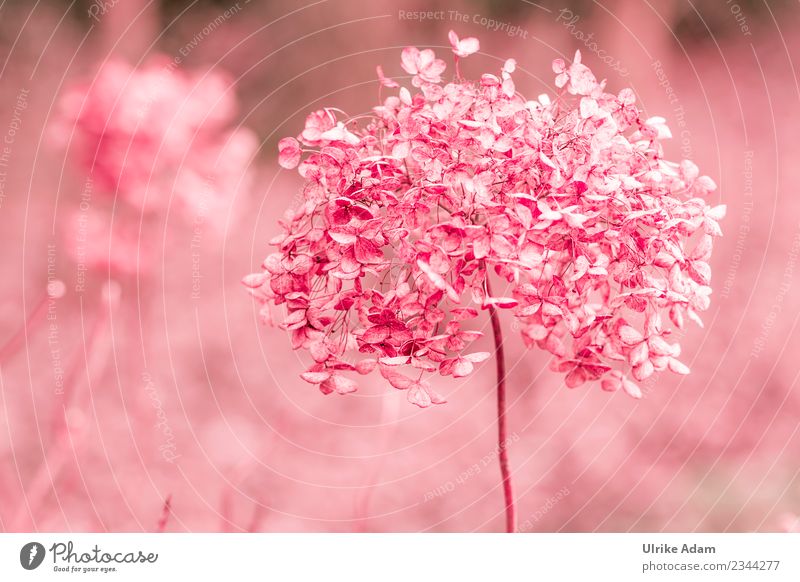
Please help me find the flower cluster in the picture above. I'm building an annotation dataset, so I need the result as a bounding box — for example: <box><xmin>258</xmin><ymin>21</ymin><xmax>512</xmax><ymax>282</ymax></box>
<box><xmin>245</xmin><ymin>33</ymin><xmax>724</xmax><ymax>406</ymax></box>
<box><xmin>54</xmin><ymin>57</ymin><xmax>257</xmax><ymax>275</ymax></box>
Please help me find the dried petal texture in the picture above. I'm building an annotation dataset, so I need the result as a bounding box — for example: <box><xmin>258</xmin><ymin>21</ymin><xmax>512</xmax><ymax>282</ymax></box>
<box><xmin>448</xmin><ymin>30</ymin><xmax>480</xmax><ymax>58</ymax></box>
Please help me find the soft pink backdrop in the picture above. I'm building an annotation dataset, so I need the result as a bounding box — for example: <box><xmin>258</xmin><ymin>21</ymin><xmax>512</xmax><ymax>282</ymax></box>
<box><xmin>0</xmin><ymin>0</ymin><xmax>798</xmax><ymax>532</ymax></box>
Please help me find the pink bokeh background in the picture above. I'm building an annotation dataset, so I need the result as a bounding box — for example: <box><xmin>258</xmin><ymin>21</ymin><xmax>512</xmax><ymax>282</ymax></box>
<box><xmin>0</xmin><ymin>0</ymin><xmax>798</xmax><ymax>532</ymax></box>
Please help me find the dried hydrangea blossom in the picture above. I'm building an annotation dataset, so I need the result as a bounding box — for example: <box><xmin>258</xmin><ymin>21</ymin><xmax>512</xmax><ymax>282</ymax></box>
<box><xmin>245</xmin><ymin>33</ymin><xmax>724</xmax><ymax>531</ymax></box>
<box><xmin>54</xmin><ymin>57</ymin><xmax>257</xmax><ymax>278</ymax></box>
<box><xmin>247</xmin><ymin>37</ymin><xmax>723</xmax><ymax>403</ymax></box>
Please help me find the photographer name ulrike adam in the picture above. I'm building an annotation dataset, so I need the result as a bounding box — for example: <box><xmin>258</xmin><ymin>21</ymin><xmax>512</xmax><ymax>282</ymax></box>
<box><xmin>643</xmin><ymin>543</ymin><xmax>716</xmax><ymax>554</ymax></box>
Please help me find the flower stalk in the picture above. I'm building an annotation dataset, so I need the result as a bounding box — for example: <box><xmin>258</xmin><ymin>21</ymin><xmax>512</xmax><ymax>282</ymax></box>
<box><xmin>486</xmin><ymin>277</ymin><xmax>516</xmax><ymax>533</ymax></box>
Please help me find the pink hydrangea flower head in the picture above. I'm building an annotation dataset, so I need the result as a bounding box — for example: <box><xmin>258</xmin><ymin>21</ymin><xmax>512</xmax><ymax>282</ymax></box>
<box><xmin>54</xmin><ymin>56</ymin><xmax>257</xmax><ymax>218</ymax></box>
<box><xmin>245</xmin><ymin>34</ymin><xmax>724</xmax><ymax>407</ymax></box>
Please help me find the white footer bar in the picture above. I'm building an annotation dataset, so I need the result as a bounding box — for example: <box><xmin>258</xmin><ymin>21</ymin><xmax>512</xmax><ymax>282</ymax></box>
<box><xmin>2</xmin><ymin>533</ymin><xmax>798</xmax><ymax>581</ymax></box>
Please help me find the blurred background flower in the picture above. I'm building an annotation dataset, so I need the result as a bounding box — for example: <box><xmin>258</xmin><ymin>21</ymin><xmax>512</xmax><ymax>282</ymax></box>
<box><xmin>0</xmin><ymin>0</ymin><xmax>798</xmax><ymax>532</ymax></box>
